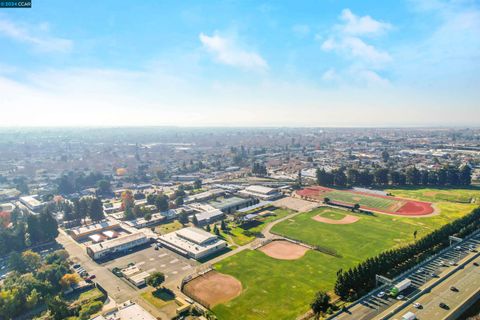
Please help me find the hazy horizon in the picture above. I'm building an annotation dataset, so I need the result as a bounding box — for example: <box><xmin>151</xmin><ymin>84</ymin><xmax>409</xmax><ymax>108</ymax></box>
<box><xmin>1</xmin><ymin>0</ymin><xmax>479</xmax><ymax>126</ymax></box>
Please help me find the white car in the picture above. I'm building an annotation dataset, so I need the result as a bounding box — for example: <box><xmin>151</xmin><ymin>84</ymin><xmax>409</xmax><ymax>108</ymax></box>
<box><xmin>397</xmin><ymin>295</ymin><xmax>405</xmax><ymax>300</ymax></box>
<box><xmin>455</xmin><ymin>246</ymin><xmax>462</xmax><ymax>251</ymax></box>
<box><xmin>449</xmin><ymin>261</ymin><xmax>455</xmax><ymax>266</ymax></box>
<box><xmin>416</xmin><ymin>268</ymin><xmax>425</xmax><ymax>274</ymax></box>
<box><xmin>413</xmin><ymin>302</ymin><xmax>422</xmax><ymax>309</ymax></box>
<box><xmin>377</xmin><ymin>291</ymin><xmax>386</xmax><ymax>298</ymax></box>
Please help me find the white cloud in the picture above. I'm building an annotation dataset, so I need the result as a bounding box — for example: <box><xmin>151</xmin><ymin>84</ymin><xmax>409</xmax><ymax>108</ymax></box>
<box><xmin>340</xmin><ymin>9</ymin><xmax>392</xmax><ymax>36</ymax></box>
<box><xmin>199</xmin><ymin>32</ymin><xmax>267</xmax><ymax>70</ymax></box>
<box><xmin>320</xmin><ymin>9</ymin><xmax>392</xmax><ymax>84</ymax></box>
<box><xmin>0</xmin><ymin>18</ymin><xmax>72</xmax><ymax>53</ymax></box>
<box><xmin>322</xmin><ymin>36</ymin><xmax>391</xmax><ymax>65</ymax></box>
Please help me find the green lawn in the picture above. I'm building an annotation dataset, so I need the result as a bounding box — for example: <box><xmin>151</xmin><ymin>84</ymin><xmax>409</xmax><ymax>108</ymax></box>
<box><xmin>141</xmin><ymin>288</ymin><xmax>176</xmax><ymax>309</ymax></box>
<box><xmin>65</xmin><ymin>287</ymin><xmax>105</xmax><ymax>305</ymax></box>
<box><xmin>155</xmin><ymin>220</ymin><xmax>184</xmax><ymax>235</ymax></box>
<box><xmin>325</xmin><ymin>190</ymin><xmax>400</xmax><ymax>211</ymax></box>
<box><xmin>213</xmin><ymin>249</ymin><xmax>350</xmax><ymax>320</ymax></box>
<box><xmin>386</xmin><ymin>187</ymin><xmax>480</xmax><ymax>204</ymax></box>
<box><xmin>219</xmin><ymin>208</ymin><xmax>294</xmax><ymax>246</ymax></box>
<box><xmin>211</xmin><ymin>188</ymin><xmax>480</xmax><ymax>320</ymax></box>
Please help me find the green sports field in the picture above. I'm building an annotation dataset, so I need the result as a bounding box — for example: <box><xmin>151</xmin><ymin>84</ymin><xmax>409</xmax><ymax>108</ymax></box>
<box><xmin>211</xmin><ymin>188</ymin><xmax>480</xmax><ymax>320</ymax></box>
<box><xmin>324</xmin><ymin>190</ymin><xmax>402</xmax><ymax>211</ymax></box>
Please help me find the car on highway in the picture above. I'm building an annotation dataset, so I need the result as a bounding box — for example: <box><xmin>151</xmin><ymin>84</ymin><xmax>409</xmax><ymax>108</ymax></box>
<box><xmin>439</xmin><ymin>302</ymin><xmax>449</xmax><ymax>310</ymax></box>
<box><xmin>450</xmin><ymin>286</ymin><xmax>459</xmax><ymax>292</ymax></box>
<box><xmin>377</xmin><ymin>291</ymin><xmax>386</xmax><ymax>298</ymax></box>
<box><xmin>413</xmin><ymin>302</ymin><xmax>422</xmax><ymax>309</ymax></box>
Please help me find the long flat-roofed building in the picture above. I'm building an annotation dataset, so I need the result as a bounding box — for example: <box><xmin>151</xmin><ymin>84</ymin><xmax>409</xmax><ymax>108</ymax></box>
<box><xmin>86</xmin><ymin>232</ymin><xmax>149</xmax><ymax>260</ymax></box>
<box><xmin>239</xmin><ymin>185</ymin><xmax>282</xmax><ymax>201</ymax></box>
<box><xmin>158</xmin><ymin>227</ymin><xmax>227</xmax><ymax>259</ymax></box>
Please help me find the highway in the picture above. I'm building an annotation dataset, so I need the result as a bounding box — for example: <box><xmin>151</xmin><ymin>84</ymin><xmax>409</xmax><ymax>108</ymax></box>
<box><xmin>333</xmin><ymin>230</ymin><xmax>480</xmax><ymax>320</ymax></box>
<box><xmin>378</xmin><ymin>252</ymin><xmax>480</xmax><ymax>320</ymax></box>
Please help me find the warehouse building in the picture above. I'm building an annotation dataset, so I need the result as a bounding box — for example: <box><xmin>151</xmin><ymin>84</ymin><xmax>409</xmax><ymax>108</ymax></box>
<box><xmin>158</xmin><ymin>227</ymin><xmax>227</xmax><ymax>260</ymax></box>
<box><xmin>86</xmin><ymin>232</ymin><xmax>149</xmax><ymax>260</ymax></box>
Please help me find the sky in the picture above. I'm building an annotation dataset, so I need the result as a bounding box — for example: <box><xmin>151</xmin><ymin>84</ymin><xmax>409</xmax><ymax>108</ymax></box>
<box><xmin>0</xmin><ymin>0</ymin><xmax>479</xmax><ymax>127</ymax></box>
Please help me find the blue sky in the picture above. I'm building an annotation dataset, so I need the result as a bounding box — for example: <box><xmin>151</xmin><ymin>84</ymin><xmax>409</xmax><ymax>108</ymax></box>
<box><xmin>0</xmin><ymin>0</ymin><xmax>479</xmax><ymax>126</ymax></box>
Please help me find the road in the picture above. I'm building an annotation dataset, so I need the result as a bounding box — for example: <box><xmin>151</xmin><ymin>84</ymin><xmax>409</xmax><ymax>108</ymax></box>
<box><xmin>56</xmin><ymin>231</ymin><xmax>138</xmax><ymax>303</ymax></box>
<box><xmin>334</xmin><ymin>231</ymin><xmax>480</xmax><ymax>320</ymax></box>
<box><xmin>379</xmin><ymin>253</ymin><xmax>480</xmax><ymax>320</ymax></box>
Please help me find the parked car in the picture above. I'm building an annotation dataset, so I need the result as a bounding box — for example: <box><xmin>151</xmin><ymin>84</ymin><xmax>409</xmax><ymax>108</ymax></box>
<box><xmin>473</xmin><ymin>262</ymin><xmax>479</xmax><ymax>266</ymax></box>
<box><xmin>377</xmin><ymin>291</ymin><xmax>386</xmax><ymax>298</ymax></box>
<box><xmin>397</xmin><ymin>295</ymin><xmax>405</xmax><ymax>300</ymax></box>
<box><xmin>455</xmin><ymin>246</ymin><xmax>462</xmax><ymax>251</ymax></box>
<box><xmin>416</xmin><ymin>268</ymin><xmax>425</xmax><ymax>274</ymax></box>
<box><xmin>450</xmin><ymin>286</ymin><xmax>459</xmax><ymax>292</ymax></box>
<box><xmin>449</xmin><ymin>261</ymin><xmax>456</xmax><ymax>266</ymax></box>
<box><xmin>413</xmin><ymin>303</ymin><xmax>422</xmax><ymax>309</ymax></box>
<box><xmin>439</xmin><ymin>302</ymin><xmax>449</xmax><ymax>309</ymax></box>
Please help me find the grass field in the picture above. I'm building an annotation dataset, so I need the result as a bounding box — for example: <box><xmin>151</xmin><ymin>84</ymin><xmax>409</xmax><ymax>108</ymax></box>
<box><xmin>141</xmin><ymin>288</ymin><xmax>176</xmax><ymax>309</ymax></box>
<box><xmin>218</xmin><ymin>208</ymin><xmax>294</xmax><ymax>246</ymax></box>
<box><xmin>155</xmin><ymin>220</ymin><xmax>184</xmax><ymax>235</ymax></box>
<box><xmin>325</xmin><ymin>190</ymin><xmax>401</xmax><ymax>211</ymax></box>
<box><xmin>387</xmin><ymin>187</ymin><xmax>479</xmax><ymax>204</ymax></box>
<box><xmin>212</xmin><ymin>188</ymin><xmax>480</xmax><ymax>320</ymax></box>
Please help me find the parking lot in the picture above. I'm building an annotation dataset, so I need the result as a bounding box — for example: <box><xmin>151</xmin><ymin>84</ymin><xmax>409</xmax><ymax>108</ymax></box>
<box><xmin>102</xmin><ymin>243</ymin><xmax>198</xmax><ymax>285</ymax></box>
<box><xmin>335</xmin><ymin>231</ymin><xmax>480</xmax><ymax>320</ymax></box>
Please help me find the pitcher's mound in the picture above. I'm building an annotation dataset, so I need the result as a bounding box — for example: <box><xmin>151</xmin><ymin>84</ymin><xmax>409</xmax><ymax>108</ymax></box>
<box><xmin>183</xmin><ymin>271</ymin><xmax>242</xmax><ymax>308</ymax></box>
<box><xmin>258</xmin><ymin>240</ymin><xmax>309</xmax><ymax>260</ymax></box>
<box><xmin>312</xmin><ymin>214</ymin><xmax>360</xmax><ymax>224</ymax></box>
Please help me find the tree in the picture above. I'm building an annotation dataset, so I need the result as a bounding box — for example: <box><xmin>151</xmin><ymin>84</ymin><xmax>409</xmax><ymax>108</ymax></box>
<box><xmin>178</xmin><ymin>211</ymin><xmax>189</xmax><ymax>225</ymax></box>
<box><xmin>324</xmin><ymin>197</ymin><xmax>330</xmax><ymax>204</ymax></box>
<box><xmin>146</xmin><ymin>272</ymin><xmax>165</xmax><ymax>290</ymax></box>
<box><xmin>22</xmin><ymin>250</ymin><xmax>41</xmax><ymax>272</ymax></box>
<box><xmin>346</xmin><ymin>169</ymin><xmax>360</xmax><ymax>186</ymax></box>
<box><xmin>206</xmin><ymin>224</ymin><xmax>211</xmax><ymax>232</ymax></box>
<box><xmin>39</xmin><ymin>209</ymin><xmax>59</xmax><ymax>241</ymax></box>
<box><xmin>406</xmin><ymin>166</ymin><xmax>421</xmax><ymax>185</ymax></box>
<box><xmin>47</xmin><ymin>296</ymin><xmax>71</xmax><ymax>320</ymax></box>
<box><xmin>333</xmin><ymin>169</ymin><xmax>347</xmax><ymax>187</ymax></box>
<box><xmin>213</xmin><ymin>224</ymin><xmax>220</xmax><ymax>236</ymax></box>
<box><xmin>88</xmin><ymin>197</ymin><xmax>104</xmax><ymax>222</ymax></box>
<box><xmin>26</xmin><ymin>289</ymin><xmax>39</xmax><ymax>309</ymax></box>
<box><xmin>459</xmin><ymin>165</ymin><xmax>472</xmax><ymax>186</ymax></box>
<box><xmin>155</xmin><ymin>194</ymin><xmax>169</xmax><ymax>212</ymax></box>
<box><xmin>317</xmin><ymin>168</ymin><xmax>334</xmax><ymax>186</ymax></box>
<box><xmin>144</xmin><ymin>212</ymin><xmax>152</xmax><ymax>221</ymax></box>
<box><xmin>311</xmin><ymin>291</ymin><xmax>331</xmax><ymax>318</ymax></box>
<box><xmin>60</xmin><ymin>273</ymin><xmax>80</xmax><ymax>290</ymax></box>
<box><xmin>413</xmin><ymin>230</ymin><xmax>418</xmax><ymax>240</ymax></box>
<box><xmin>192</xmin><ymin>214</ymin><xmax>199</xmax><ymax>226</ymax></box>
<box><xmin>96</xmin><ymin>179</ymin><xmax>112</xmax><ymax>195</ymax></box>
<box><xmin>353</xmin><ymin>204</ymin><xmax>360</xmax><ymax>212</ymax></box>
<box><xmin>174</xmin><ymin>196</ymin><xmax>184</xmax><ymax>207</ymax></box>
<box><xmin>193</xmin><ymin>179</ymin><xmax>202</xmax><ymax>189</ymax></box>
<box><xmin>8</xmin><ymin>251</ymin><xmax>26</xmax><ymax>273</ymax></box>
<box><xmin>221</xmin><ymin>220</ymin><xmax>227</xmax><ymax>231</ymax></box>
<box><xmin>121</xmin><ymin>190</ymin><xmax>135</xmax><ymax>212</ymax></box>
<box><xmin>374</xmin><ymin>168</ymin><xmax>389</xmax><ymax>185</ymax></box>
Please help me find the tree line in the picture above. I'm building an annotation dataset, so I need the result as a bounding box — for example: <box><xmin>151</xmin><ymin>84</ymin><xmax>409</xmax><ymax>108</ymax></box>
<box><xmin>317</xmin><ymin>164</ymin><xmax>472</xmax><ymax>188</ymax></box>
<box><xmin>334</xmin><ymin>207</ymin><xmax>480</xmax><ymax>301</ymax></box>
<box><xmin>61</xmin><ymin>197</ymin><xmax>105</xmax><ymax>224</ymax></box>
<box><xmin>56</xmin><ymin>172</ymin><xmax>111</xmax><ymax>195</ymax></box>
<box><xmin>0</xmin><ymin>208</ymin><xmax>58</xmax><ymax>256</ymax></box>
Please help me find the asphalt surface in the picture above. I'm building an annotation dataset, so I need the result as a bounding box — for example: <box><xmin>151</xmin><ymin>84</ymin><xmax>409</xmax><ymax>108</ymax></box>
<box><xmin>382</xmin><ymin>253</ymin><xmax>480</xmax><ymax>320</ymax></box>
<box><xmin>334</xmin><ymin>231</ymin><xmax>480</xmax><ymax>320</ymax></box>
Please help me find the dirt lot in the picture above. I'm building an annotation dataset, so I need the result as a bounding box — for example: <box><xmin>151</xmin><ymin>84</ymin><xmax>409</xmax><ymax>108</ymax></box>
<box><xmin>273</xmin><ymin>197</ymin><xmax>319</xmax><ymax>212</ymax></box>
<box><xmin>312</xmin><ymin>214</ymin><xmax>360</xmax><ymax>224</ymax></box>
<box><xmin>183</xmin><ymin>270</ymin><xmax>242</xmax><ymax>308</ymax></box>
<box><xmin>258</xmin><ymin>240</ymin><xmax>309</xmax><ymax>260</ymax></box>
